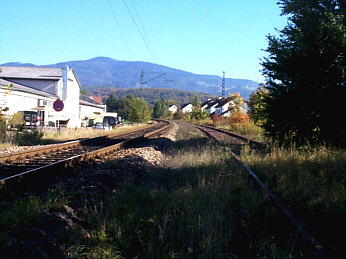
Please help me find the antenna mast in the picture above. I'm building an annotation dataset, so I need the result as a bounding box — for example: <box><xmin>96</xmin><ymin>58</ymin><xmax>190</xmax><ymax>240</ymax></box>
<box><xmin>222</xmin><ymin>71</ymin><xmax>225</xmax><ymax>97</ymax></box>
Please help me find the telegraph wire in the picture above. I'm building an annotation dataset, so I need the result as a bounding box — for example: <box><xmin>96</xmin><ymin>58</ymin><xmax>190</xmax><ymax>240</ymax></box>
<box><xmin>107</xmin><ymin>0</ymin><xmax>134</xmax><ymax>58</ymax></box>
<box><xmin>129</xmin><ymin>0</ymin><xmax>159</xmax><ymax>63</ymax></box>
<box><xmin>122</xmin><ymin>0</ymin><xmax>158</xmax><ymax>64</ymax></box>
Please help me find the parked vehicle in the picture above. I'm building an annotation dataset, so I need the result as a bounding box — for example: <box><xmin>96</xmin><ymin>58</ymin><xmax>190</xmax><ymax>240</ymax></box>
<box><xmin>103</xmin><ymin>116</ymin><xmax>117</xmax><ymax>128</ymax></box>
<box><xmin>93</xmin><ymin>122</ymin><xmax>111</xmax><ymax>131</ymax></box>
<box><xmin>19</xmin><ymin>111</ymin><xmax>38</xmax><ymax>129</ymax></box>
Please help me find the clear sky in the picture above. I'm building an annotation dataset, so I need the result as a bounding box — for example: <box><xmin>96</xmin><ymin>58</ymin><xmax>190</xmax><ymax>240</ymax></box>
<box><xmin>0</xmin><ymin>0</ymin><xmax>288</xmax><ymax>82</ymax></box>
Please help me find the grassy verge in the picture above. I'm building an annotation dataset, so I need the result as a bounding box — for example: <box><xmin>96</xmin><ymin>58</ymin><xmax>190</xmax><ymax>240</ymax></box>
<box><xmin>198</xmin><ymin>118</ymin><xmax>265</xmax><ymax>142</ymax></box>
<box><xmin>0</xmin><ymin>121</ymin><xmax>344</xmax><ymax>258</ymax></box>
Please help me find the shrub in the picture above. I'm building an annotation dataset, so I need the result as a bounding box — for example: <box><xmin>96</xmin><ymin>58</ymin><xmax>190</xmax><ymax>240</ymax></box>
<box><xmin>14</xmin><ymin>130</ymin><xmax>44</xmax><ymax>146</ymax></box>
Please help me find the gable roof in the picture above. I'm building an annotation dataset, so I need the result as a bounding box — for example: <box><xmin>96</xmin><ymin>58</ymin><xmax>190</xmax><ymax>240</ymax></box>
<box><xmin>205</xmin><ymin>100</ymin><xmax>218</xmax><ymax>109</ymax></box>
<box><xmin>0</xmin><ymin>66</ymin><xmax>62</xmax><ymax>80</ymax></box>
<box><xmin>181</xmin><ymin>103</ymin><xmax>192</xmax><ymax>109</ymax></box>
<box><xmin>0</xmin><ymin>78</ymin><xmax>58</xmax><ymax>98</ymax></box>
<box><xmin>80</xmin><ymin>94</ymin><xmax>105</xmax><ymax>108</ymax></box>
<box><xmin>215</xmin><ymin>98</ymin><xmax>231</xmax><ymax>108</ymax></box>
<box><xmin>88</xmin><ymin>96</ymin><xmax>103</xmax><ymax>104</ymax></box>
<box><xmin>201</xmin><ymin>99</ymin><xmax>213</xmax><ymax>107</ymax></box>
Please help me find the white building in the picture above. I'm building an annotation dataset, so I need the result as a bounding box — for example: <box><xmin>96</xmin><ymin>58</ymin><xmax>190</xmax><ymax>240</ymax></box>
<box><xmin>214</xmin><ymin>98</ymin><xmax>234</xmax><ymax>117</ymax></box>
<box><xmin>204</xmin><ymin>100</ymin><xmax>218</xmax><ymax>114</ymax></box>
<box><xmin>168</xmin><ymin>104</ymin><xmax>178</xmax><ymax>114</ymax></box>
<box><xmin>0</xmin><ymin>66</ymin><xmax>105</xmax><ymax>128</ymax></box>
<box><xmin>201</xmin><ymin>97</ymin><xmax>236</xmax><ymax>118</ymax></box>
<box><xmin>181</xmin><ymin>103</ymin><xmax>193</xmax><ymax>113</ymax></box>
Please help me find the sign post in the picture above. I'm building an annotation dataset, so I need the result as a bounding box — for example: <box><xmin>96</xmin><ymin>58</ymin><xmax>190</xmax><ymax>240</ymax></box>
<box><xmin>53</xmin><ymin>99</ymin><xmax>64</xmax><ymax>112</ymax></box>
<box><xmin>53</xmin><ymin>99</ymin><xmax>64</xmax><ymax>132</ymax></box>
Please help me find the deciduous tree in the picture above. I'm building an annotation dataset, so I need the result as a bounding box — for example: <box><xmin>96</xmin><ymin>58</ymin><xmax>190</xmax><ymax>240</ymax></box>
<box><xmin>130</xmin><ymin>97</ymin><xmax>151</xmax><ymax>123</ymax></box>
<box><xmin>152</xmin><ymin>99</ymin><xmax>168</xmax><ymax>118</ymax></box>
<box><xmin>248</xmin><ymin>85</ymin><xmax>269</xmax><ymax>126</ymax></box>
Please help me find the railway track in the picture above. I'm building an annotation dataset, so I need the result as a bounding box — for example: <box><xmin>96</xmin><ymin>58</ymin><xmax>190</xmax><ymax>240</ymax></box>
<box><xmin>195</xmin><ymin>124</ymin><xmax>333</xmax><ymax>259</ymax></box>
<box><xmin>195</xmin><ymin>124</ymin><xmax>267</xmax><ymax>152</ymax></box>
<box><xmin>0</xmin><ymin>120</ymin><xmax>170</xmax><ymax>192</ymax></box>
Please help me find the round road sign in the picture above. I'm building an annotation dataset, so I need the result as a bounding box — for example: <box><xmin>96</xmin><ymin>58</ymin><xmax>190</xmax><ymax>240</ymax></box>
<box><xmin>53</xmin><ymin>99</ymin><xmax>64</xmax><ymax>112</ymax></box>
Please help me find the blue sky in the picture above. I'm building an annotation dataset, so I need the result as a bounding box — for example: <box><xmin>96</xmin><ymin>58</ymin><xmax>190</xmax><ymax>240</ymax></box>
<box><xmin>0</xmin><ymin>0</ymin><xmax>287</xmax><ymax>82</ymax></box>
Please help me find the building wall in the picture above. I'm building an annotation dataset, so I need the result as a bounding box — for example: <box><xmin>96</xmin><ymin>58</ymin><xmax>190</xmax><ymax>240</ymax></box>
<box><xmin>59</xmin><ymin>69</ymin><xmax>81</xmax><ymax>128</ymax></box>
<box><xmin>182</xmin><ymin>104</ymin><xmax>193</xmax><ymax>113</ymax></box>
<box><xmin>79</xmin><ymin>104</ymin><xmax>106</xmax><ymax>121</ymax></box>
<box><xmin>206</xmin><ymin>104</ymin><xmax>217</xmax><ymax>114</ymax></box>
<box><xmin>1</xmin><ymin>89</ymin><xmax>56</xmax><ymax>125</ymax></box>
<box><xmin>168</xmin><ymin>105</ymin><xmax>177</xmax><ymax>113</ymax></box>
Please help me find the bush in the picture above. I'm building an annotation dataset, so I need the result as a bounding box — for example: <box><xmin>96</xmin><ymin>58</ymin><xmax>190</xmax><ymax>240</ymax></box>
<box><xmin>14</xmin><ymin>130</ymin><xmax>44</xmax><ymax>146</ymax></box>
<box><xmin>226</xmin><ymin>111</ymin><xmax>249</xmax><ymax>124</ymax></box>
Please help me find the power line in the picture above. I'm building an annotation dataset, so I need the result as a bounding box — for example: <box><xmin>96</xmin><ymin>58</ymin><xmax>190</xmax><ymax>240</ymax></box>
<box><xmin>129</xmin><ymin>0</ymin><xmax>159</xmax><ymax>62</ymax></box>
<box><xmin>107</xmin><ymin>0</ymin><xmax>133</xmax><ymax>58</ymax></box>
<box><xmin>122</xmin><ymin>0</ymin><xmax>158</xmax><ymax>64</ymax></box>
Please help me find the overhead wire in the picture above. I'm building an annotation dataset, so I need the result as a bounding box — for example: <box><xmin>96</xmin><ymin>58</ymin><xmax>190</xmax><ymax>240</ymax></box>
<box><xmin>129</xmin><ymin>0</ymin><xmax>159</xmax><ymax>63</ymax></box>
<box><xmin>122</xmin><ymin>0</ymin><xmax>158</xmax><ymax>64</ymax></box>
<box><xmin>107</xmin><ymin>0</ymin><xmax>134</xmax><ymax>58</ymax></box>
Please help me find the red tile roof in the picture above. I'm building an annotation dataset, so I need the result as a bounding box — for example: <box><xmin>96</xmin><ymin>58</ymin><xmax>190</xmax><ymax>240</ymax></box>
<box><xmin>88</xmin><ymin>96</ymin><xmax>103</xmax><ymax>104</ymax></box>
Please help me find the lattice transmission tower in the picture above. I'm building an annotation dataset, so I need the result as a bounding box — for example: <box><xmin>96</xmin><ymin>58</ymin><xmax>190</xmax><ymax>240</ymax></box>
<box><xmin>222</xmin><ymin>71</ymin><xmax>225</xmax><ymax>97</ymax></box>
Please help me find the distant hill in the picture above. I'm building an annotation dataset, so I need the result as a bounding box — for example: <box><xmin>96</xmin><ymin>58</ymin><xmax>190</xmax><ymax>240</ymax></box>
<box><xmin>1</xmin><ymin>56</ymin><xmax>259</xmax><ymax>99</ymax></box>
<box><xmin>89</xmin><ymin>87</ymin><xmax>217</xmax><ymax>106</ymax></box>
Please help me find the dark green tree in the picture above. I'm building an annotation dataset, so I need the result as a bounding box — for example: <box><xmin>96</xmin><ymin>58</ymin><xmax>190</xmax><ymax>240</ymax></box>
<box><xmin>105</xmin><ymin>94</ymin><xmax>136</xmax><ymax>121</ymax></box>
<box><xmin>105</xmin><ymin>94</ymin><xmax>120</xmax><ymax>112</ymax></box>
<box><xmin>192</xmin><ymin>95</ymin><xmax>201</xmax><ymax>109</ymax></box>
<box><xmin>153</xmin><ymin>99</ymin><xmax>168</xmax><ymax>118</ymax></box>
<box><xmin>261</xmin><ymin>0</ymin><xmax>345</xmax><ymax>145</ymax></box>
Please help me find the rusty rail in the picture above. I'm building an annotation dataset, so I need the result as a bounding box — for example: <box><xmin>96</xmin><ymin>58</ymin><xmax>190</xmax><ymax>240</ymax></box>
<box><xmin>0</xmin><ymin>120</ymin><xmax>170</xmax><ymax>192</ymax></box>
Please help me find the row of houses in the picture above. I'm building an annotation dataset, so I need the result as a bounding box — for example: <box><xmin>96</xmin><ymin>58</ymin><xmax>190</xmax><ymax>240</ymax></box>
<box><xmin>168</xmin><ymin>97</ymin><xmax>236</xmax><ymax>117</ymax></box>
<box><xmin>0</xmin><ymin>66</ymin><xmax>106</xmax><ymax>128</ymax></box>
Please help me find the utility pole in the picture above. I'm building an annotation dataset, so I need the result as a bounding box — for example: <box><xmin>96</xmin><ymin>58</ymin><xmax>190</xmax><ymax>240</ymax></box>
<box><xmin>140</xmin><ymin>70</ymin><xmax>145</xmax><ymax>88</ymax></box>
<box><xmin>140</xmin><ymin>70</ymin><xmax>169</xmax><ymax>87</ymax></box>
<box><xmin>139</xmin><ymin>70</ymin><xmax>172</xmax><ymax>122</ymax></box>
<box><xmin>222</xmin><ymin>71</ymin><xmax>225</xmax><ymax>98</ymax></box>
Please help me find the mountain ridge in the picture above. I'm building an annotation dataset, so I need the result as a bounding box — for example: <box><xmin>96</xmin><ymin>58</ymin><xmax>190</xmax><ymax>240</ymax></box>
<box><xmin>1</xmin><ymin>57</ymin><xmax>259</xmax><ymax>98</ymax></box>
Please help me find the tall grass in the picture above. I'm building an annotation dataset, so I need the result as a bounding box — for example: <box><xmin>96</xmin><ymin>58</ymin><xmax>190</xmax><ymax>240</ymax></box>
<box><xmin>199</xmin><ymin>117</ymin><xmax>265</xmax><ymax>142</ymax></box>
<box><xmin>240</xmin><ymin>144</ymin><xmax>346</xmax><ymax>255</ymax></box>
<box><xmin>241</xmin><ymin>145</ymin><xmax>345</xmax><ymax>212</ymax></box>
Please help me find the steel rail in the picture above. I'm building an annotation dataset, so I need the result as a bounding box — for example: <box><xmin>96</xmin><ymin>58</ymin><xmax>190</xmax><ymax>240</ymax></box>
<box><xmin>0</xmin><ymin>120</ymin><xmax>170</xmax><ymax>192</ymax></box>
<box><xmin>0</xmin><ymin>122</ymin><xmax>162</xmax><ymax>163</ymax></box>
<box><xmin>195</xmin><ymin>124</ymin><xmax>268</xmax><ymax>151</ymax></box>
<box><xmin>196</xmin><ymin>124</ymin><xmax>333</xmax><ymax>259</ymax></box>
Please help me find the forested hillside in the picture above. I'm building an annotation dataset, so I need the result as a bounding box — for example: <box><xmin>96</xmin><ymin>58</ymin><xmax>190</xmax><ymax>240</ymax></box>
<box><xmin>88</xmin><ymin>87</ymin><xmax>217</xmax><ymax>106</ymax></box>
